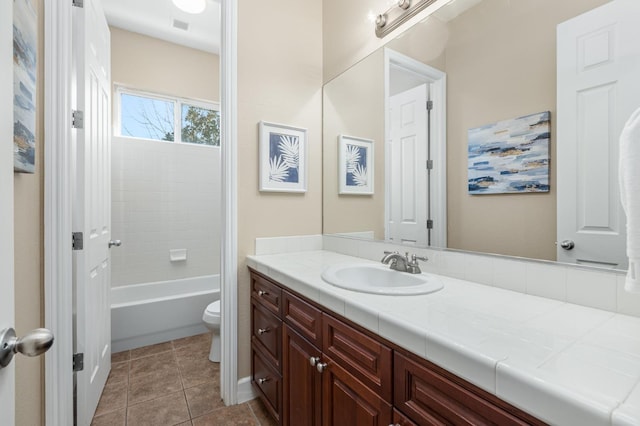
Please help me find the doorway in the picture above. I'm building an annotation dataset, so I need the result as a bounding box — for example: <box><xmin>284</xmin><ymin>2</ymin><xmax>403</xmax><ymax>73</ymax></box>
<box><xmin>44</xmin><ymin>1</ymin><xmax>239</xmax><ymax>424</ymax></box>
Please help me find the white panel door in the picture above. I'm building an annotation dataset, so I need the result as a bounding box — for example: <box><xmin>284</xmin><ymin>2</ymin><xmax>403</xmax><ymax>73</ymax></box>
<box><xmin>0</xmin><ymin>1</ymin><xmax>15</xmax><ymax>423</ymax></box>
<box><xmin>388</xmin><ymin>84</ymin><xmax>429</xmax><ymax>245</ymax></box>
<box><xmin>557</xmin><ymin>0</ymin><xmax>640</xmax><ymax>268</ymax></box>
<box><xmin>73</xmin><ymin>0</ymin><xmax>112</xmax><ymax>424</ymax></box>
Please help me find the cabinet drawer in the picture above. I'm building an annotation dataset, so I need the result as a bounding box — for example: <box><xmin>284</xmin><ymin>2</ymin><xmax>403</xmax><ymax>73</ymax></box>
<box><xmin>251</xmin><ymin>272</ymin><xmax>282</xmax><ymax>315</ymax></box>
<box><xmin>252</xmin><ymin>349</ymin><xmax>282</xmax><ymax>423</ymax></box>
<box><xmin>394</xmin><ymin>352</ymin><xmax>545</xmax><ymax>426</ymax></box>
<box><xmin>322</xmin><ymin>313</ymin><xmax>392</xmax><ymax>402</ymax></box>
<box><xmin>283</xmin><ymin>290</ymin><xmax>322</xmax><ymax>348</ymax></box>
<box><xmin>251</xmin><ymin>301</ymin><xmax>282</xmax><ymax>371</ymax></box>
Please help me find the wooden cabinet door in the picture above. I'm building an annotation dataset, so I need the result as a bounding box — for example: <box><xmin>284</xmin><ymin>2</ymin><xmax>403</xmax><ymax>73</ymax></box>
<box><xmin>322</xmin><ymin>355</ymin><xmax>392</xmax><ymax>426</ymax></box>
<box><xmin>393</xmin><ymin>408</ymin><xmax>418</xmax><ymax>426</ymax></box>
<box><xmin>283</xmin><ymin>324</ymin><xmax>322</xmax><ymax>426</ymax></box>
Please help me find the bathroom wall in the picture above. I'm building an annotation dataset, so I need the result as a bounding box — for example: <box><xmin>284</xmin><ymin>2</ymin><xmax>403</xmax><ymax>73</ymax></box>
<box><xmin>323</xmin><ymin>0</ymin><xmax>609</xmax><ymax>260</ymax></box>
<box><xmin>13</xmin><ymin>0</ymin><xmax>44</xmax><ymax>424</ymax></box>
<box><xmin>111</xmin><ymin>137</ymin><xmax>221</xmax><ymax>287</ymax></box>
<box><xmin>110</xmin><ymin>26</ymin><xmax>219</xmax><ymax>102</ymax></box>
<box><xmin>236</xmin><ymin>0</ymin><xmax>323</xmax><ymax>378</ymax></box>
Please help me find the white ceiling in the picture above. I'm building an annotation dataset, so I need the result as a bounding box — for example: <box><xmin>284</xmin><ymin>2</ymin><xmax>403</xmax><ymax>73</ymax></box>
<box><xmin>102</xmin><ymin>0</ymin><xmax>221</xmax><ymax>54</ymax></box>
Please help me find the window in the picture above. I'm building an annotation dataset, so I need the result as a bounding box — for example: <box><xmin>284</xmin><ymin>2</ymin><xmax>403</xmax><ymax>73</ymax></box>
<box><xmin>117</xmin><ymin>88</ymin><xmax>220</xmax><ymax>146</ymax></box>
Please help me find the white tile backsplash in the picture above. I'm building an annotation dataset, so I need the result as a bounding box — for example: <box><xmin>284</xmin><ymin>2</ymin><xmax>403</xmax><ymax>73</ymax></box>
<box><xmin>525</xmin><ymin>262</ymin><xmax>567</xmax><ymax>302</ymax></box>
<box><xmin>492</xmin><ymin>258</ymin><xmax>527</xmax><ymax>293</ymax></box>
<box><xmin>256</xmin><ymin>235</ymin><xmax>636</xmax><ymax>317</ymax></box>
<box><xmin>566</xmin><ymin>268</ymin><xmax>617</xmax><ymax>311</ymax></box>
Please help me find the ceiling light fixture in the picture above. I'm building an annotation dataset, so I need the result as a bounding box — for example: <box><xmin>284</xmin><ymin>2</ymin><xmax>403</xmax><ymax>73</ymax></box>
<box><xmin>172</xmin><ymin>0</ymin><xmax>206</xmax><ymax>14</ymax></box>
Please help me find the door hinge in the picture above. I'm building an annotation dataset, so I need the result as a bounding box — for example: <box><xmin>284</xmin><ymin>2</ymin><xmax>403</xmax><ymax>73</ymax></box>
<box><xmin>427</xmin><ymin>219</ymin><xmax>434</xmax><ymax>229</ymax></box>
<box><xmin>72</xmin><ymin>110</ymin><xmax>84</xmax><ymax>129</ymax></box>
<box><xmin>73</xmin><ymin>353</ymin><xmax>84</xmax><ymax>372</ymax></box>
<box><xmin>72</xmin><ymin>0</ymin><xmax>84</xmax><ymax>8</ymax></box>
<box><xmin>426</xmin><ymin>100</ymin><xmax>433</xmax><ymax>111</ymax></box>
<box><xmin>426</xmin><ymin>160</ymin><xmax>433</xmax><ymax>170</ymax></box>
<box><xmin>72</xmin><ymin>232</ymin><xmax>84</xmax><ymax>250</ymax></box>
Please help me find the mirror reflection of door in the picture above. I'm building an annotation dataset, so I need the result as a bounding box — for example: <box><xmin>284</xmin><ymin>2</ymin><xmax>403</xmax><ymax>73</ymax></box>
<box><xmin>385</xmin><ymin>49</ymin><xmax>446</xmax><ymax>248</ymax></box>
<box><xmin>388</xmin><ymin>83</ymin><xmax>429</xmax><ymax>246</ymax></box>
<box><xmin>557</xmin><ymin>0</ymin><xmax>640</xmax><ymax>269</ymax></box>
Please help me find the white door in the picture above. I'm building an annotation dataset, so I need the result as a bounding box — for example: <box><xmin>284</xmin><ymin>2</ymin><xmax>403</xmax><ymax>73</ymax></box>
<box><xmin>557</xmin><ymin>0</ymin><xmax>640</xmax><ymax>268</ymax></box>
<box><xmin>0</xmin><ymin>1</ymin><xmax>16</xmax><ymax>423</ymax></box>
<box><xmin>72</xmin><ymin>0</ymin><xmax>112</xmax><ymax>424</ymax></box>
<box><xmin>388</xmin><ymin>84</ymin><xmax>429</xmax><ymax>246</ymax></box>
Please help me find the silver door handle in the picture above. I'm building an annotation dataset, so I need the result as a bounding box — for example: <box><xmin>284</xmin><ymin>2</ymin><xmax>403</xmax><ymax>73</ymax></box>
<box><xmin>108</xmin><ymin>240</ymin><xmax>122</xmax><ymax>248</ymax></box>
<box><xmin>0</xmin><ymin>328</ymin><xmax>54</xmax><ymax>368</ymax></box>
<box><xmin>560</xmin><ymin>240</ymin><xmax>575</xmax><ymax>250</ymax></box>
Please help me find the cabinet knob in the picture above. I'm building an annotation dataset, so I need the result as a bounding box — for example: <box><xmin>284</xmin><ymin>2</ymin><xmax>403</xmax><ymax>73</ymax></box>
<box><xmin>257</xmin><ymin>328</ymin><xmax>270</xmax><ymax>335</ymax></box>
<box><xmin>316</xmin><ymin>362</ymin><xmax>328</xmax><ymax>373</ymax></box>
<box><xmin>257</xmin><ymin>290</ymin><xmax>268</xmax><ymax>297</ymax></box>
<box><xmin>309</xmin><ymin>356</ymin><xmax>320</xmax><ymax>367</ymax></box>
<box><xmin>258</xmin><ymin>377</ymin><xmax>270</xmax><ymax>385</ymax></box>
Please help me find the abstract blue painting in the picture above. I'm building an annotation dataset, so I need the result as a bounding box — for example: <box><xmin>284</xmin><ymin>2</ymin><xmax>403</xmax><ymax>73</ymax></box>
<box><xmin>468</xmin><ymin>111</ymin><xmax>550</xmax><ymax>194</ymax></box>
<box><xmin>259</xmin><ymin>121</ymin><xmax>307</xmax><ymax>192</ymax></box>
<box><xmin>13</xmin><ymin>0</ymin><xmax>37</xmax><ymax>173</ymax></box>
<box><xmin>339</xmin><ymin>135</ymin><xmax>374</xmax><ymax>195</ymax></box>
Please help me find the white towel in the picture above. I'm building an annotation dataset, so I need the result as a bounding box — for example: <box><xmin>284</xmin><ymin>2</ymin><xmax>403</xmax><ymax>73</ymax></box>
<box><xmin>620</xmin><ymin>107</ymin><xmax>640</xmax><ymax>292</ymax></box>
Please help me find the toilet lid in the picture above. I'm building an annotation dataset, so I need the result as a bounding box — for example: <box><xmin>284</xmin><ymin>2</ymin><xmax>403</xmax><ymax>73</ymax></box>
<box><xmin>206</xmin><ymin>300</ymin><xmax>220</xmax><ymax>315</ymax></box>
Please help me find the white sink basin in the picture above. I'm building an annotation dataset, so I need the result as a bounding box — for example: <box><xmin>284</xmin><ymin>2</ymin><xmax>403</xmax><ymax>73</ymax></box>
<box><xmin>321</xmin><ymin>263</ymin><xmax>444</xmax><ymax>295</ymax></box>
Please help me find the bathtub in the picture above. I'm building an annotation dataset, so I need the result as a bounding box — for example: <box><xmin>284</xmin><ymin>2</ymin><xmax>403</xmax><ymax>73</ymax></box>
<box><xmin>111</xmin><ymin>274</ymin><xmax>220</xmax><ymax>353</ymax></box>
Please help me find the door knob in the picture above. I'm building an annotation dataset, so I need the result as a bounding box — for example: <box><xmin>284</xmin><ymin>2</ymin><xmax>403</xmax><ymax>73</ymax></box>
<box><xmin>0</xmin><ymin>328</ymin><xmax>54</xmax><ymax>368</ymax></box>
<box><xmin>108</xmin><ymin>239</ymin><xmax>122</xmax><ymax>248</ymax></box>
<box><xmin>316</xmin><ymin>362</ymin><xmax>328</xmax><ymax>373</ymax></box>
<box><xmin>560</xmin><ymin>240</ymin><xmax>575</xmax><ymax>250</ymax></box>
<box><xmin>309</xmin><ymin>356</ymin><xmax>320</xmax><ymax>367</ymax></box>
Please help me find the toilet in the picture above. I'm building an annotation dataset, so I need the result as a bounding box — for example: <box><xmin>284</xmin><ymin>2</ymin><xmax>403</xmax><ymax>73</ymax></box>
<box><xmin>202</xmin><ymin>300</ymin><xmax>221</xmax><ymax>362</ymax></box>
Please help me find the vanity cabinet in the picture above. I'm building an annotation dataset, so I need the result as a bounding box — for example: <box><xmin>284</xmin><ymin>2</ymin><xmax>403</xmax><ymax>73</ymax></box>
<box><xmin>282</xmin><ymin>287</ymin><xmax>392</xmax><ymax>425</ymax></box>
<box><xmin>250</xmin><ymin>268</ymin><xmax>545</xmax><ymax>426</ymax></box>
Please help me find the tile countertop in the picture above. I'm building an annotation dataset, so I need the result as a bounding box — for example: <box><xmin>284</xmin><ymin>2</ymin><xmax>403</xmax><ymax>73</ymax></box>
<box><xmin>247</xmin><ymin>250</ymin><xmax>640</xmax><ymax>426</ymax></box>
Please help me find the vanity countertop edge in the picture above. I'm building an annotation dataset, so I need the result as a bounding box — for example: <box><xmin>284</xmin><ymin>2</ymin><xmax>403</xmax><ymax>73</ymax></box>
<box><xmin>247</xmin><ymin>250</ymin><xmax>640</xmax><ymax>426</ymax></box>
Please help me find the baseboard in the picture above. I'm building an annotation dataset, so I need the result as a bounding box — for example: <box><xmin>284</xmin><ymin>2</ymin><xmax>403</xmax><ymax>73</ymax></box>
<box><xmin>237</xmin><ymin>376</ymin><xmax>257</xmax><ymax>404</ymax></box>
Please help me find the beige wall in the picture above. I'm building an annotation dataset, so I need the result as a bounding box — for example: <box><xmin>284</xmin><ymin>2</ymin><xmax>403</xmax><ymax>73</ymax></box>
<box><xmin>236</xmin><ymin>0</ymin><xmax>323</xmax><ymax>377</ymax></box>
<box><xmin>323</xmin><ymin>49</ymin><xmax>385</xmax><ymax>238</ymax></box>
<box><xmin>323</xmin><ymin>0</ymin><xmax>449</xmax><ymax>82</ymax></box>
<box><xmin>322</xmin><ymin>0</ymin><xmax>610</xmax><ymax>261</ymax></box>
<box><xmin>110</xmin><ymin>26</ymin><xmax>219</xmax><ymax>102</ymax></box>
<box><xmin>14</xmin><ymin>0</ymin><xmax>44</xmax><ymax>424</ymax></box>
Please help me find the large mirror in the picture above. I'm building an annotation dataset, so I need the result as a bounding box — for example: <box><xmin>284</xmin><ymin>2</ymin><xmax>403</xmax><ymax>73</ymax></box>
<box><xmin>323</xmin><ymin>0</ymin><xmax>636</xmax><ymax>270</ymax></box>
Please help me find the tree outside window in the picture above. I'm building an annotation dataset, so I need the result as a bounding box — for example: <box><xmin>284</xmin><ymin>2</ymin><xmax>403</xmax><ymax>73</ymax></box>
<box><xmin>119</xmin><ymin>90</ymin><xmax>219</xmax><ymax>146</ymax></box>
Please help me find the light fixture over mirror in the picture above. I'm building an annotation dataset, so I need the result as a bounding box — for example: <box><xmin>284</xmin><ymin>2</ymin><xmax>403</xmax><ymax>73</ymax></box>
<box><xmin>375</xmin><ymin>0</ymin><xmax>453</xmax><ymax>38</ymax></box>
<box><xmin>172</xmin><ymin>0</ymin><xmax>206</xmax><ymax>14</ymax></box>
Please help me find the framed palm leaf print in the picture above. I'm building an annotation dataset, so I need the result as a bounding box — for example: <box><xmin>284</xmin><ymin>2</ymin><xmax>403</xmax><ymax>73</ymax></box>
<box><xmin>338</xmin><ymin>135</ymin><xmax>374</xmax><ymax>195</ymax></box>
<box><xmin>259</xmin><ymin>121</ymin><xmax>307</xmax><ymax>192</ymax></box>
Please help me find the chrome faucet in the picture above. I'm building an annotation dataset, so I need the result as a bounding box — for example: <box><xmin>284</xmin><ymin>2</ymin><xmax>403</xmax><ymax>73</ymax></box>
<box><xmin>381</xmin><ymin>251</ymin><xmax>428</xmax><ymax>274</ymax></box>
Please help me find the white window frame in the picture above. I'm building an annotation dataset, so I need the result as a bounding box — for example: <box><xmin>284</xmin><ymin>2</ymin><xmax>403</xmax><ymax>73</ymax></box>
<box><xmin>114</xmin><ymin>85</ymin><xmax>220</xmax><ymax>145</ymax></box>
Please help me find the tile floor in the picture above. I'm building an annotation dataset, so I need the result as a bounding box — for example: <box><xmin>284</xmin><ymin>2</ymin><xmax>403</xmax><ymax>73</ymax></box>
<box><xmin>91</xmin><ymin>332</ymin><xmax>277</xmax><ymax>426</ymax></box>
